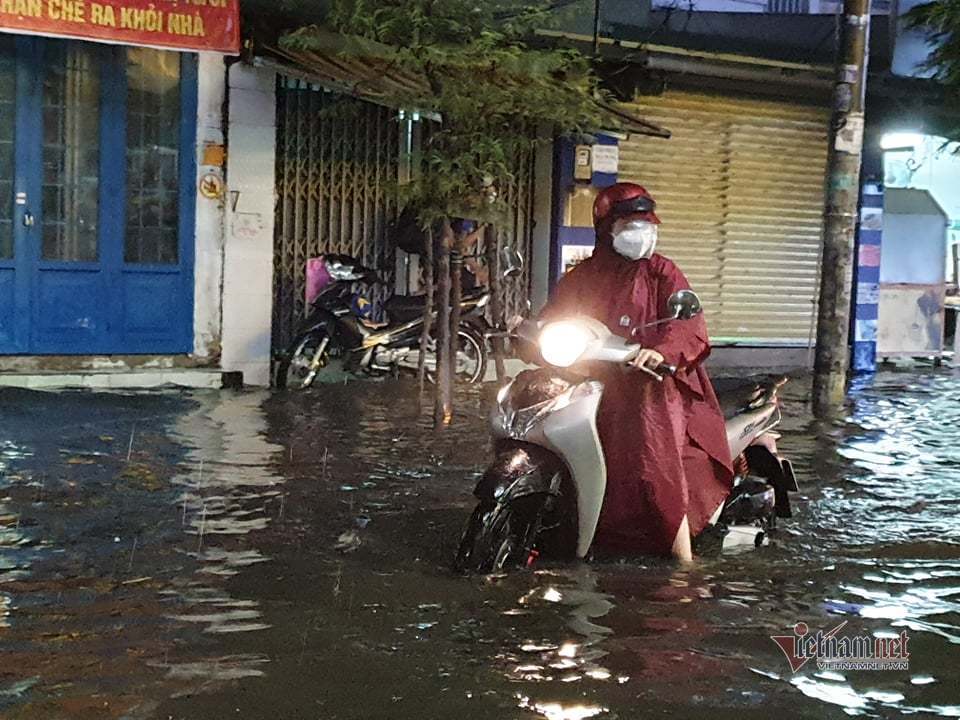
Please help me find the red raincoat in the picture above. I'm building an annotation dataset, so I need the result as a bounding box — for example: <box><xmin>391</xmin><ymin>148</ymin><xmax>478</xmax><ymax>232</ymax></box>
<box><xmin>542</xmin><ymin>240</ymin><xmax>733</xmax><ymax>556</ymax></box>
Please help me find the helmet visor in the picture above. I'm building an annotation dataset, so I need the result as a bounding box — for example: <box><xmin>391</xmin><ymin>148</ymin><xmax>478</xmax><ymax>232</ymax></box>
<box><xmin>609</xmin><ymin>195</ymin><xmax>660</xmax><ymax>224</ymax></box>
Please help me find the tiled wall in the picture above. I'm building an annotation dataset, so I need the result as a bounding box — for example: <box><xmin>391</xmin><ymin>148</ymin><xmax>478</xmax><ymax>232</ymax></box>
<box><xmin>852</xmin><ymin>182</ymin><xmax>883</xmax><ymax>372</ymax></box>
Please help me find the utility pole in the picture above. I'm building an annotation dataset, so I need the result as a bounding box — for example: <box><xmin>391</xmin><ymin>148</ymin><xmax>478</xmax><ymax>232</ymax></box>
<box><xmin>812</xmin><ymin>0</ymin><xmax>872</xmax><ymax>417</ymax></box>
<box><xmin>593</xmin><ymin>0</ymin><xmax>602</xmax><ymax>55</ymax></box>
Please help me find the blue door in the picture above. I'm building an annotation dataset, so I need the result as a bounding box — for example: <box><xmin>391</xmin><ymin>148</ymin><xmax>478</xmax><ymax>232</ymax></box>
<box><xmin>0</xmin><ymin>35</ymin><xmax>196</xmax><ymax>355</ymax></box>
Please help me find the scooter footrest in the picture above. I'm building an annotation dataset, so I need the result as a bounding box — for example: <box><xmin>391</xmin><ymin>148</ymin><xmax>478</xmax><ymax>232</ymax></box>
<box><xmin>722</xmin><ymin>524</ymin><xmax>767</xmax><ymax>550</ymax></box>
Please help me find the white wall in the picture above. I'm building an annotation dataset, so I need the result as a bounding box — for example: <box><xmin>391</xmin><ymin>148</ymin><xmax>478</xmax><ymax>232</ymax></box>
<box><xmin>884</xmin><ymin>136</ymin><xmax>960</xmax><ymax>283</ymax></box>
<box><xmin>193</xmin><ymin>52</ymin><xmax>227</xmax><ymax>361</ymax></box>
<box><xmin>220</xmin><ymin>64</ymin><xmax>277</xmax><ymax>386</ymax></box>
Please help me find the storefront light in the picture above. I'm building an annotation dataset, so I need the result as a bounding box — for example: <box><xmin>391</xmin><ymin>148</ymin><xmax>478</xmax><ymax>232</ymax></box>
<box><xmin>881</xmin><ymin>132</ymin><xmax>926</xmax><ymax>152</ymax></box>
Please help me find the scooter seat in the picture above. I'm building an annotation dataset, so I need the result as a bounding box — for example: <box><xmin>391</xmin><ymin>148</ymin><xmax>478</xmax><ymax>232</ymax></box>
<box><xmin>713</xmin><ymin>378</ymin><xmax>766</xmax><ymax>419</ymax></box>
<box><xmin>384</xmin><ymin>288</ymin><xmax>489</xmax><ymax>324</ymax></box>
<box><xmin>384</xmin><ymin>294</ymin><xmax>428</xmax><ymax>322</ymax></box>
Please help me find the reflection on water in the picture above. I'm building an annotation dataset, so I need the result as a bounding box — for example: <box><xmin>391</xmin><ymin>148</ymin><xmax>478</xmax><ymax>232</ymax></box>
<box><xmin>517</xmin><ymin>694</ymin><xmax>608</xmax><ymax>720</ymax></box>
<box><xmin>160</xmin><ymin>391</ymin><xmax>281</xmax><ymax>678</ymax></box>
<box><xmin>0</xmin><ymin>388</ymin><xmax>282</xmax><ymax>716</ymax></box>
<box><xmin>0</xmin><ymin>440</ymin><xmax>41</xmax><ymax>587</ymax></box>
<box><xmin>157</xmin><ymin>654</ymin><xmax>270</xmax><ymax>681</ymax></box>
<box><xmin>0</xmin><ymin>371</ymin><xmax>958</xmax><ymax>719</ymax></box>
<box><xmin>0</xmin><ymin>592</ymin><xmax>11</xmax><ymax>628</ymax></box>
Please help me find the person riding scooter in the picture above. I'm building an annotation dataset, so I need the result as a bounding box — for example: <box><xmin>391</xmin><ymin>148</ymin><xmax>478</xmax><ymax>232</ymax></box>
<box><xmin>539</xmin><ymin>182</ymin><xmax>733</xmax><ymax>562</ymax></box>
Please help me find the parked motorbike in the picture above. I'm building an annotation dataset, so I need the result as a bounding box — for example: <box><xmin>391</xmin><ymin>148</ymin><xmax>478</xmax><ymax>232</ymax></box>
<box><xmin>277</xmin><ymin>254</ymin><xmax>495</xmax><ymax>389</ymax></box>
<box><xmin>454</xmin><ymin>290</ymin><xmax>799</xmax><ymax>572</ymax></box>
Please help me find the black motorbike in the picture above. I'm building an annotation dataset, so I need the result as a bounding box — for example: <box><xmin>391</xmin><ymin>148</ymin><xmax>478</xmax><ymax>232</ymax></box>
<box><xmin>276</xmin><ymin>255</ymin><xmax>492</xmax><ymax>389</ymax></box>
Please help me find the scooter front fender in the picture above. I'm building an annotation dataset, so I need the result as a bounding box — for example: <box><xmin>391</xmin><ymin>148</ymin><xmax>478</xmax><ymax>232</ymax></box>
<box><xmin>539</xmin><ymin>385</ymin><xmax>605</xmax><ymax>559</ymax></box>
<box><xmin>473</xmin><ymin>442</ymin><xmax>562</xmax><ymax>504</ymax></box>
<box><xmin>296</xmin><ymin>308</ymin><xmax>339</xmax><ymax>338</ymax></box>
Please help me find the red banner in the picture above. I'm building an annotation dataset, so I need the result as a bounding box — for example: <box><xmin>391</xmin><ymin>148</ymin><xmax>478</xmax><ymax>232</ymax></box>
<box><xmin>0</xmin><ymin>0</ymin><xmax>240</xmax><ymax>54</ymax></box>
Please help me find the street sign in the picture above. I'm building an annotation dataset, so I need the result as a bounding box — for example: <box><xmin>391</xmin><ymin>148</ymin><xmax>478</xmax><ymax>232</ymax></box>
<box><xmin>0</xmin><ymin>0</ymin><xmax>240</xmax><ymax>54</ymax></box>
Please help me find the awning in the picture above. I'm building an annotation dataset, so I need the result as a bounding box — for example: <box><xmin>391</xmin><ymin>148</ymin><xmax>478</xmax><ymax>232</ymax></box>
<box><xmin>534</xmin><ymin>29</ymin><xmax>833</xmax><ymax>94</ymax></box>
<box><xmin>258</xmin><ymin>29</ymin><xmax>670</xmax><ymax>138</ymax></box>
<box><xmin>260</xmin><ymin>38</ymin><xmax>427</xmax><ymax>107</ymax></box>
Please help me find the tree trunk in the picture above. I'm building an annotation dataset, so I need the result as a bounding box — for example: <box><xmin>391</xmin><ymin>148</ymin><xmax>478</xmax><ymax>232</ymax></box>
<box><xmin>485</xmin><ymin>224</ymin><xmax>507</xmax><ymax>382</ymax></box>
<box><xmin>450</xmin><ymin>228</ymin><xmax>465</xmax><ymax>394</ymax></box>
<box><xmin>434</xmin><ymin>220</ymin><xmax>454</xmax><ymax>427</ymax></box>
<box><xmin>417</xmin><ymin>226</ymin><xmax>435</xmax><ymax>399</ymax></box>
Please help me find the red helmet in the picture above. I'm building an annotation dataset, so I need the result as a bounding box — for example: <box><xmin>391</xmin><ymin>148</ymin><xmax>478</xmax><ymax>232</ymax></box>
<box><xmin>593</xmin><ymin>183</ymin><xmax>661</xmax><ymax>233</ymax></box>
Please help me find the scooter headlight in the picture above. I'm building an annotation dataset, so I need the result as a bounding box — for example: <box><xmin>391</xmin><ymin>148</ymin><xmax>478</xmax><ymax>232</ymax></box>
<box><xmin>539</xmin><ymin>321</ymin><xmax>593</xmax><ymax>368</ymax></box>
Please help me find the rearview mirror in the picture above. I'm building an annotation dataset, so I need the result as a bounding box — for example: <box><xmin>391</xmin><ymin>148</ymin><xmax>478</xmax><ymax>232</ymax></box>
<box><xmin>667</xmin><ymin>289</ymin><xmax>702</xmax><ymax>321</ymax></box>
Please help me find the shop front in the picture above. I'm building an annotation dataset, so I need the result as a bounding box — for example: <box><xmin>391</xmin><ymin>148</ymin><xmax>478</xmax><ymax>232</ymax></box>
<box><xmin>0</xmin><ymin>0</ymin><xmax>238</xmax><ymax>357</ymax></box>
<box><xmin>551</xmin><ymin>88</ymin><xmax>830</xmax><ymax>356</ymax></box>
<box><xmin>617</xmin><ymin>89</ymin><xmax>830</xmax><ymax>346</ymax></box>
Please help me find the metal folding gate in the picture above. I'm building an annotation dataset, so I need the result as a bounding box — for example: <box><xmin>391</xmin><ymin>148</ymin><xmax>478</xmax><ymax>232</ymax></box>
<box><xmin>273</xmin><ymin>79</ymin><xmax>400</xmax><ymax>351</ymax></box>
<box><xmin>273</xmin><ymin>78</ymin><xmax>536</xmax><ymax>353</ymax></box>
<box><xmin>491</xmin><ymin>142</ymin><xmax>537</xmax><ymax>321</ymax></box>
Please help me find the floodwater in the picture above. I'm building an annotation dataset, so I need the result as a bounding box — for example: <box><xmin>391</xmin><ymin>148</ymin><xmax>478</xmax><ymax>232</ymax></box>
<box><xmin>0</xmin><ymin>370</ymin><xmax>958</xmax><ymax>719</ymax></box>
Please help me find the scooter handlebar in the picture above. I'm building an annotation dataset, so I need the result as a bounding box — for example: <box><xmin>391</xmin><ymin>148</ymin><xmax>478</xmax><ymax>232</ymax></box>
<box><xmin>510</xmin><ymin>319</ymin><xmax>678</xmax><ymax>379</ymax></box>
<box><xmin>626</xmin><ymin>354</ymin><xmax>677</xmax><ymax>382</ymax></box>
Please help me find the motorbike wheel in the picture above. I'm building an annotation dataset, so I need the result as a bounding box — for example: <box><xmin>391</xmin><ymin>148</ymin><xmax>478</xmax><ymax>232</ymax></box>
<box><xmin>454</xmin><ymin>494</ymin><xmax>546</xmax><ymax>573</ymax></box>
<box><xmin>427</xmin><ymin>326</ymin><xmax>487</xmax><ymax>385</ymax></box>
<box><xmin>276</xmin><ymin>331</ymin><xmax>333</xmax><ymax>390</ymax></box>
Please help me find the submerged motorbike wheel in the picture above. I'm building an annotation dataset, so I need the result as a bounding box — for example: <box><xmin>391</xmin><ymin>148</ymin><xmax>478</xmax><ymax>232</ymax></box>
<box><xmin>427</xmin><ymin>326</ymin><xmax>487</xmax><ymax>385</ymax></box>
<box><xmin>454</xmin><ymin>494</ymin><xmax>547</xmax><ymax>573</ymax></box>
<box><xmin>276</xmin><ymin>331</ymin><xmax>336</xmax><ymax>390</ymax></box>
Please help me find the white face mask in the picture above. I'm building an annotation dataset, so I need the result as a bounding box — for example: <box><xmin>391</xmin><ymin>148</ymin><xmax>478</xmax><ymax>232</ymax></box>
<box><xmin>612</xmin><ymin>221</ymin><xmax>658</xmax><ymax>260</ymax></box>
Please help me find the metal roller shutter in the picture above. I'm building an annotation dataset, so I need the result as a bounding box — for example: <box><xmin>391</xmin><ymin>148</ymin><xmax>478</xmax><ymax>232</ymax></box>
<box><xmin>619</xmin><ymin>90</ymin><xmax>829</xmax><ymax>345</ymax></box>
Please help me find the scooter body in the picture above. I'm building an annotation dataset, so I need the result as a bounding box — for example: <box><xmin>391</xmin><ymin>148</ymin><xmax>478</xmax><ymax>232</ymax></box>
<box><xmin>483</xmin><ymin>370</ymin><xmax>792</xmax><ymax>560</ymax></box>
<box><xmin>490</xmin><ymin>377</ymin><xmax>607</xmax><ymax>558</ymax></box>
<box><xmin>455</xmin><ymin>293</ymin><xmax>798</xmax><ymax>572</ymax></box>
<box><xmin>278</xmin><ymin>254</ymin><xmax>489</xmax><ymax>387</ymax></box>
<box><xmin>300</xmin><ymin>285</ymin><xmax>489</xmax><ymax>374</ymax></box>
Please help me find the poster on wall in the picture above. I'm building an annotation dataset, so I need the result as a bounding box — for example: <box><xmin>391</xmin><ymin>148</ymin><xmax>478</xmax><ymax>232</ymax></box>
<box><xmin>0</xmin><ymin>0</ymin><xmax>240</xmax><ymax>54</ymax></box>
<box><xmin>561</xmin><ymin>244</ymin><xmax>594</xmax><ymax>276</ymax></box>
<box><xmin>591</xmin><ymin>145</ymin><xmax>619</xmax><ymax>175</ymax></box>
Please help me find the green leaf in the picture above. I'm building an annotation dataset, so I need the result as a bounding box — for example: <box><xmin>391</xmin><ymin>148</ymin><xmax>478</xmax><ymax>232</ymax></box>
<box><xmin>280</xmin><ymin>0</ymin><xmax>622</xmax><ymax>217</ymax></box>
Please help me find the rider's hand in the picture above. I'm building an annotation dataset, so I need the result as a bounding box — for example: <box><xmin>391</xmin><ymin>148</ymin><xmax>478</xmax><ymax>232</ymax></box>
<box><xmin>631</xmin><ymin>348</ymin><xmax>665</xmax><ymax>372</ymax></box>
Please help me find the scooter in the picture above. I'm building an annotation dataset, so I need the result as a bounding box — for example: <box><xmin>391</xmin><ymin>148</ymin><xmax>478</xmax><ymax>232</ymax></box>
<box><xmin>454</xmin><ymin>290</ymin><xmax>799</xmax><ymax>573</ymax></box>
<box><xmin>276</xmin><ymin>255</ymin><xmax>490</xmax><ymax>389</ymax></box>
